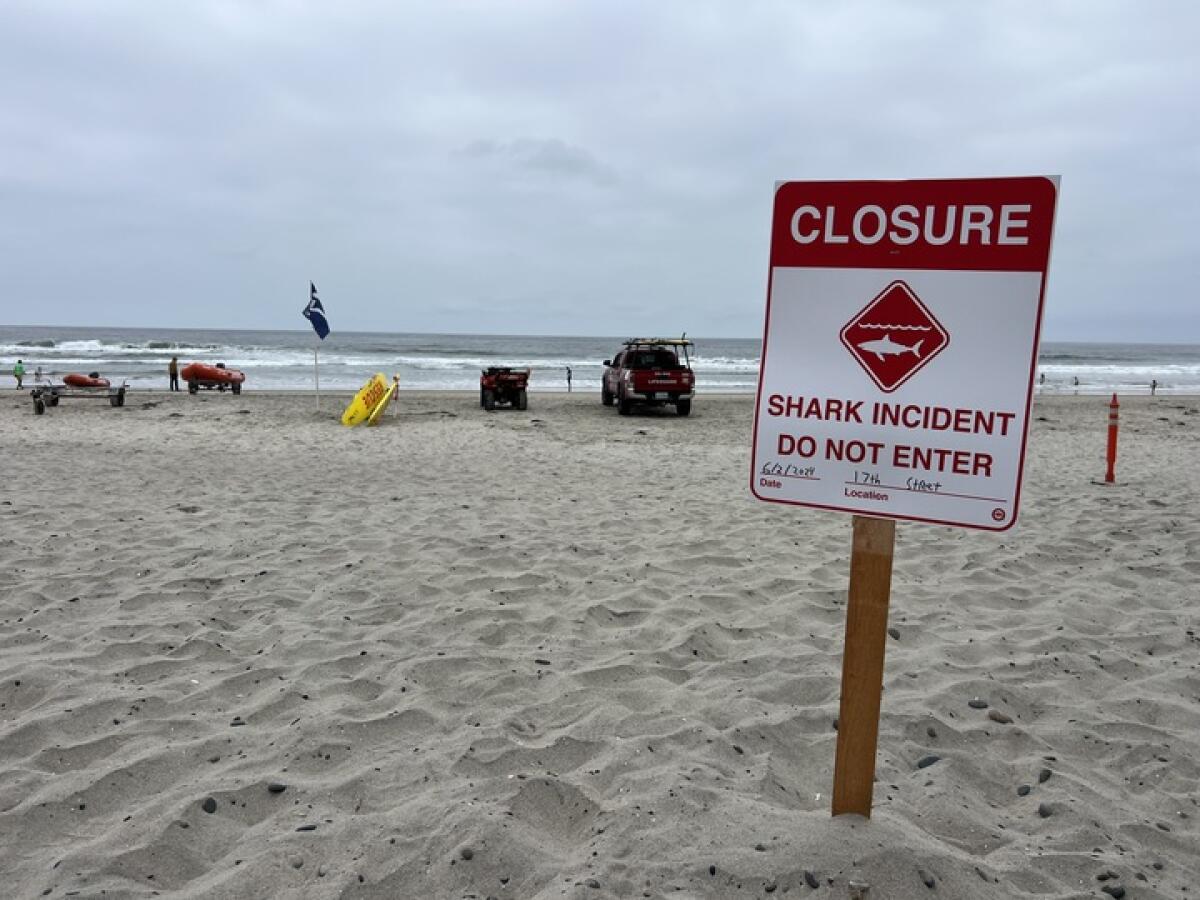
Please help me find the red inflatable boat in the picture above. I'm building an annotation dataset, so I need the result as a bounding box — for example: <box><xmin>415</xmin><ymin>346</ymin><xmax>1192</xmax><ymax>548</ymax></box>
<box><xmin>181</xmin><ymin>362</ymin><xmax>246</xmax><ymax>394</ymax></box>
<box><xmin>63</xmin><ymin>372</ymin><xmax>111</xmax><ymax>388</ymax></box>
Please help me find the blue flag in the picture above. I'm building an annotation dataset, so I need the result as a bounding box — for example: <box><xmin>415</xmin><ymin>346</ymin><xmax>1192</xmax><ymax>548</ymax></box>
<box><xmin>303</xmin><ymin>282</ymin><xmax>330</xmax><ymax>339</ymax></box>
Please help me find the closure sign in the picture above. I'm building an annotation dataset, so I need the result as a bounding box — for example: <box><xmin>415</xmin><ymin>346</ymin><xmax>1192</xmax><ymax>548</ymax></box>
<box><xmin>751</xmin><ymin>177</ymin><xmax>1059</xmax><ymax>530</ymax></box>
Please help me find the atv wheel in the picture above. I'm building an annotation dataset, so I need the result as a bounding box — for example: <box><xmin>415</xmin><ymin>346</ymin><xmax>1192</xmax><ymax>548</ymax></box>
<box><xmin>676</xmin><ymin>399</ymin><xmax>691</xmax><ymax>417</ymax></box>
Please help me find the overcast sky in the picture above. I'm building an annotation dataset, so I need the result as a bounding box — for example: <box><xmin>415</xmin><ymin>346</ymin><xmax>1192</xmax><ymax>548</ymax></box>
<box><xmin>1</xmin><ymin>1</ymin><xmax>1196</xmax><ymax>340</ymax></box>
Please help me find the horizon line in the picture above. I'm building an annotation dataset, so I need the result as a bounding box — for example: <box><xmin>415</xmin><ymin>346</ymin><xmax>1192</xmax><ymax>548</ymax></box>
<box><xmin>2</xmin><ymin>324</ymin><xmax>1199</xmax><ymax>347</ymax></box>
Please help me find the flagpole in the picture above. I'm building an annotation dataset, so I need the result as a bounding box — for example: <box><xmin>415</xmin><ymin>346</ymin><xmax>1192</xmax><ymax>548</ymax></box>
<box><xmin>305</xmin><ymin>280</ymin><xmax>328</xmax><ymax>412</ymax></box>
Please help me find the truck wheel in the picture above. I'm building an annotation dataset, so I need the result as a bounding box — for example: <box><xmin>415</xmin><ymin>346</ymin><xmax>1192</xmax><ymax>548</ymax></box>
<box><xmin>676</xmin><ymin>399</ymin><xmax>691</xmax><ymax>417</ymax></box>
<box><xmin>480</xmin><ymin>388</ymin><xmax>487</xmax><ymax>408</ymax></box>
<box><xmin>516</xmin><ymin>389</ymin><xmax>527</xmax><ymax>411</ymax></box>
<box><xmin>34</xmin><ymin>397</ymin><xmax>45</xmax><ymax>415</ymax></box>
<box><xmin>483</xmin><ymin>389</ymin><xmax>495</xmax><ymax>411</ymax></box>
<box><xmin>188</xmin><ymin>380</ymin><xmax>198</xmax><ymax>394</ymax></box>
<box><xmin>601</xmin><ymin>387</ymin><xmax>614</xmax><ymax>406</ymax></box>
<box><xmin>617</xmin><ymin>392</ymin><xmax>632</xmax><ymax>416</ymax></box>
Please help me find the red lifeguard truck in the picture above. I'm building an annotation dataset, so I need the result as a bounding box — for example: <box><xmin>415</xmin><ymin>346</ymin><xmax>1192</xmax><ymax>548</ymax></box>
<box><xmin>601</xmin><ymin>338</ymin><xmax>695</xmax><ymax>416</ymax></box>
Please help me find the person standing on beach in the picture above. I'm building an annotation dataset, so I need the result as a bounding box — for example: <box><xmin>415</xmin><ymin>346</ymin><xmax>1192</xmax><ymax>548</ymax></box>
<box><xmin>13</xmin><ymin>359</ymin><xmax>24</xmax><ymax>389</ymax></box>
<box><xmin>566</xmin><ymin>366</ymin><xmax>572</xmax><ymax>392</ymax></box>
<box><xmin>1151</xmin><ymin>379</ymin><xmax>1158</xmax><ymax>396</ymax></box>
<box><xmin>168</xmin><ymin>356</ymin><xmax>179</xmax><ymax>392</ymax></box>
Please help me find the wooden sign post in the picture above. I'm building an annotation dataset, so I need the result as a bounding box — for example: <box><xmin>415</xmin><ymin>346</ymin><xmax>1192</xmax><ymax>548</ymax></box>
<box><xmin>831</xmin><ymin>515</ymin><xmax>896</xmax><ymax>817</ymax></box>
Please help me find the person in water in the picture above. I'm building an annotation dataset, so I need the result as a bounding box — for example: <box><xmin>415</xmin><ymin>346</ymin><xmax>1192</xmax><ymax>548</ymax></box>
<box><xmin>168</xmin><ymin>356</ymin><xmax>179</xmax><ymax>392</ymax></box>
<box><xmin>13</xmin><ymin>359</ymin><xmax>25</xmax><ymax>389</ymax></box>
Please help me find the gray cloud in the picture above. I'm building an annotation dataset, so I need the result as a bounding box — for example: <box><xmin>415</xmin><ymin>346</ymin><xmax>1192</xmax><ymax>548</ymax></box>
<box><xmin>457</xmin><ymin>137</ymin><xmax>617</xmax><ymax>186</ymax></box>
<box><xmin>1</xmin><ymin>0</ymin><xmax>1196</xmax><ymax>340</ymax></box>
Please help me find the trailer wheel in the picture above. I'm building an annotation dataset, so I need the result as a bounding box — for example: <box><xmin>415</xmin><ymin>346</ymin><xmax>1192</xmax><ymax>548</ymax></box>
<box><xmin>676</xmin><ymin>399</ymin><xmax>691</xmax><ymax>417</ymax></box>
<box><xmin>188</xmin><ymin>380</ymin><xmax>198</xmax><ymax>394</ymax></box>
<box><xmin>483</xmin><ymin>389</ymin><xmax>495</xmax><ymax>411</ymax></box>
<box><xmin>516</xmin><ymin>389</ymin><xmax>527</xmax><ymax>411</ymax></box>
<box><xmin>49</xmin><ymin>394</ymin><xmax>60</xmax><ymax>407</ymax></box>
<box><xmin>232</xmin><ymin>382</ymin><xmax>241</xmax><ymax>395</ymax></box>
<box><xmin>34</xmin><ymin>397</ymin><xmax>45</xmax><ymax>415</ymax></box>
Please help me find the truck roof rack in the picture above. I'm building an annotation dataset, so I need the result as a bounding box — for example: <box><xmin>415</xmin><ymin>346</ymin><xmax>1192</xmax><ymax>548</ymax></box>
<box><xmin>623</xmin><ymin>337</ymin><xmax>694</xmax><ymax>347</ymax></box>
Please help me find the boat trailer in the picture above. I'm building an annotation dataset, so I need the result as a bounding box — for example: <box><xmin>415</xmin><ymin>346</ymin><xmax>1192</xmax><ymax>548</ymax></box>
<box><xmin>30</xmin><ymin>383</ymin><xmax>128</xmax><ymax>415</ymax></box>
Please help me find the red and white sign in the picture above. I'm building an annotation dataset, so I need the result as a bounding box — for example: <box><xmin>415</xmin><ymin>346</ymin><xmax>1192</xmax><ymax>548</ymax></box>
<box><xmin>750</xmin><ymin>177</ymin><xmax>1059</xmax><ymax>531</ymax></box>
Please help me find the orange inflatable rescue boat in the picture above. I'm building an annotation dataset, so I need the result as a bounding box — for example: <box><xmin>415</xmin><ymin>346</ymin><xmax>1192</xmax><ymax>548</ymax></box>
<box><xmin>181</xmin><ymin>362</ymin><xmax>246</xmax><ymax>394</ymax></box>
<box><xmin>63</xmin><ymin>372</ymin><xmax>111</xmax><ymax>388</ymax></box>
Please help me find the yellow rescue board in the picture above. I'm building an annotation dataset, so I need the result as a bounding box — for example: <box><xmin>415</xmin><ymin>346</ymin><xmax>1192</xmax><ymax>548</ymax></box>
<box><xmin>341</xmin><ymin>373</ymin><xmax>389</xmax><ymax>427</ymax></box>
<box><xmin>366</xmin><ymin>381</ymin><xmax>397</xmax><ymax>426</ymax></box>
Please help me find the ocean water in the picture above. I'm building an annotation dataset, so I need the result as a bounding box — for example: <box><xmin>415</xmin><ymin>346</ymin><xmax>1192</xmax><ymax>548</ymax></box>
<box><xmin>1</xmin><ymin>326</ymin><xmax>1197</xmax><ymax>394</ymax></box>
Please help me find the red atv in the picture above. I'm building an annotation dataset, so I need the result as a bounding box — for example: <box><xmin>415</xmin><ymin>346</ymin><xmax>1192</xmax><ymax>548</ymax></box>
<box><xmin>602</xmin><ymin>338</ymin><xmax>695</xmax><ymax>416</ymax></box>
<box><xmin>480</xmin><ymin>367</ymin><xmax>530</xmax><ymax>411</ymax></box>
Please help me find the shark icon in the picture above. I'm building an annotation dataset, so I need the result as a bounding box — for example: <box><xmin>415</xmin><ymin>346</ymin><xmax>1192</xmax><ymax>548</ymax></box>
<box><xmin>856</xmin><ymin>334</ymin><xmax>923</xmax><ymax>362</ymax></box>
<box><xmin>840</xmin><ymin>281</ymin><xmax>948</xmax><ymax>392</ymax></box>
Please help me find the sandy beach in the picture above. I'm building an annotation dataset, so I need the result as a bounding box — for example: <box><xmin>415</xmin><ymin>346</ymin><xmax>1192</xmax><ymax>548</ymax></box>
<box><xmin>1</xmin><ymin>389</ymin><xmax>1197</xmax><ymax>899</ymax></box>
